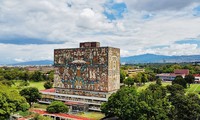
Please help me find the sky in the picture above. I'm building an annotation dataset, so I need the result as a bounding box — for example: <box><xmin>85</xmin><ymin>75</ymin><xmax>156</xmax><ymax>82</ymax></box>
<box><xmin>0</xmin><ymin>0</ymin><xmax>200</xmax><ymax>64</ymax></box>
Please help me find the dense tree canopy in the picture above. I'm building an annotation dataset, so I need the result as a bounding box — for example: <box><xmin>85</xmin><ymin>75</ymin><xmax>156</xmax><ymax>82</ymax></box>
<box><xmin>101</xmin><ymin>85</ymin><xmax>170</xmax><ymax>120</ymax></box>
<box><xmin>33</xmin><ymin>114</ymin><xmax>52</xmax><ymax>120</ymax></box>
<box><xmin>101</xmin><ymin>83</ymin><xmax>200</xmax><ymax>120</ymax></box>
<box><xmin>44</xmin><ymin>81</ymin><xmax>53</xmax><ymax>89</ymax></box>
<box><xmin>167</xmin><ymin>84</ymin><xmax>200</xmax><ymax>119</ymax></box>
<box><xmin>124</xmin><ymin>77</ymin><xmax>134</xmax><ymax>87</ymax></box>
<box><xmin>172</xmin><ymin>75</ymin><xmax>187</xmax><ymax>88</ymax></box>
<box><xmin>101</xmin><ymin>86</ymin><xmax>139</xmax><ymax>119</ymax></box>
<box><xmin>31</xmin><ymin>71</ymin><xmax>44</xmax><ymax>82</ymax></box>
<box><xmin>0</xmin><ymin>68</ymin><xmax>54</xmax><ymax>82</ymax></box>
<box><xmin>141</xmin><ymin>73</ymin><xmax>148</xmax><ymax>84</ymax></box>
<box><xmin>46</xmin><ymin>101</ymin><xmax>69</xmax><ymax>113</ymax></box>
<box><xmin>184</xmin><ymin>74</ymin><xmax>195</xmax><ymax>87</ymax></box>
<box><xmin>156</xmin><ymin>78</ymin><xmax>162</xmax><ymax>85</ymax></box>
<box><xmin>120</xmin><ymin>70</ymin><xmax>126</xmax><ymax>83</ymax></box>
<box><xmin>20</xmin><ymin>87</ymin><xmax>41</xmax><ymax>107</ymax></box>
<box><xmin>0</xmin><ymin>83</ymin><xmax>29</xmax><ymax>119</ymax></box>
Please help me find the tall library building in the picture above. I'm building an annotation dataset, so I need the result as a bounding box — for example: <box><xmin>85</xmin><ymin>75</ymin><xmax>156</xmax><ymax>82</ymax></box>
<box><xmin>39</xmin><ymin>42</ymin><xmax>120</xmax><ymax>112</ymax></box>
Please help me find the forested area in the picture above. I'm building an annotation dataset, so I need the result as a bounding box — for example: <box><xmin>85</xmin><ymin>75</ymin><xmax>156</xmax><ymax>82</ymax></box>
<box><xmin>0</xmin><ymin>67</ymin><xmax>54</xmax><ymax>88</ymax></box>
<box><xmin>0</xmin><ymin>67</ymin><xmax>54</xmax><ymax>81</ymax></box>
<box><xmin>111</xmin><ymin>63</ymin><xmax>200</xmax><ymax>119</ymax></box>
<box><xmin>1</xmin><ymin>63</ymin><xmax>200</xmax><ymax>119</ymax></box>
<box><xmin>0</xmin><ymin>67</ymin><xmax>54</xmax><ymax>119</ymax></box>
<box><xmin>101</xmin><ymin>84</ymin><xmax>200</xmax><ymax>120</ymax></box>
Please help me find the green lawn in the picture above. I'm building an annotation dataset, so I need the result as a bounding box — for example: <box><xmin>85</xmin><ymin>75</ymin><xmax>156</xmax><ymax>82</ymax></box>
<box><xmin>136</xmin><ymin>82</ymin><xmax>154</xmax><ymax>92</ymax></box>
<box><xmin>136</xmin><ymin>81</ymin><xmax>171</xmax><ymax>92</ymax></box>
<box><xmin>76</xmin><ymin>112</ymin><xmax>105</xmax><ymax>120</ymax></box>
<box><xmin>33</xmin><ymin>103</ymin><xmax>48</xmax><ymax>110</ymax></box>
<box><xmin>29</xmin><ymin>81</ymin><xmax>45</xmax><ymax>90</ymax></box>
<box><xmin>186</xmin><ymin>84</ymin><xmax>200</xmax><ymax>94</ymax></box>
<box><xmin>12</xmin><ymin>80</ymin><xmax>45</xmax><ymax>90</ymax></box>
<box><xmin>136</xmin><ymin>81</ymin><xmax>200</xmax><ymax>95</ymax></box>
<box><xmin>161</xmin><ymin>81</ymin><xmax>172</xmax><ymax>86</ymax></box>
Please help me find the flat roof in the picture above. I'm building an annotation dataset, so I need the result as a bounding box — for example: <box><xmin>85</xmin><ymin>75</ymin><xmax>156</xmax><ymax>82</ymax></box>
<box><xmin>32</xmin><ymin>109</ymin><xmax>92</xmax><ymax>120</ymax></box>
<box><xmin>40</xmin><ymin>88</ymin><xmax>55</xmax><ymax>93</ymax></box>
<box><xmin>54</xmin><ymin>46</ymin><xmax>120</xmax><ymax>50</ymax></box>
<box><xmin>157</xmin><ymin>73</ymin><xmax>185</xmax><ymax>77</ymax></box>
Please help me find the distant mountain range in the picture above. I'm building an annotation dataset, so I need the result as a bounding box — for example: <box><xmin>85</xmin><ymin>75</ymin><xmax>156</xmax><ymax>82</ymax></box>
<box><xmin>10</xmin><ymin>60</ymin><xmax>53</xmax><ymax>66</ymax></box>
<box><xmin>121</xmin><ymin>54</ymin><xmax>200</xmax><ymax>64</ymax></box>
<box><xmin>4</xmin><ymin>54</ymin><xmax>200</xmax><ymax>66</ymax></box>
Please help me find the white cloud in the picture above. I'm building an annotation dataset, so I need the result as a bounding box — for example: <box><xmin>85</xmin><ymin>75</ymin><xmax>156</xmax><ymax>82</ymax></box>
<box><xmin>144</xmin><ymin>44</ymin><xmax>200</xmax><ymax>56</ymax></box>
<box><xmin>0</xmin><ymin>42</ymin><xmax>78</xmax><ymax>64</ymax></box>
<box><xmin>14</xmin><ymin>58</ymin><xmax>26</xmax><ymax>62</ymax></box>
<box><xmin>124</xmin><ymin>0</ymin><xmax>200</xmax><ymax>11</ymax></box>
<box><xmin>77</xmin><ymin>8</ymin><xmax>114</xmax><ymax>30</ymax></box>
<box><xmin>0</xmin><ymin>0</ymin><xmax>200</xmax><ymax>63</ymax></box>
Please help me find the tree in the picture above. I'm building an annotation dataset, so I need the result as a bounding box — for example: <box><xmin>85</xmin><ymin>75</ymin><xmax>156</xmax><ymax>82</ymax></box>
<box><xmin>124</xmin><ymin>77</ymin><xmax>134</xmax><ymax>87</ymax></box>
<box><xmin>46</xmin><ymin>101</ymin><xmax>69</xmax><ymax>113</ymax></box>
<box><xmin>120</xmin><ymin>70</ymin><xmax>126</xmax><ymax>83</ymax></box>
<box><xmin>166</xmin><ymin>84</ymin><xmax>185</xmax><ymax>97</ymax></box>
<box><xmin>166</xmin><ymin>84</ymin><xmax>200</xmax><ymax>119</ymax></box>
<box><xmin>172</xmin><ymin>75</ymin><xmax>187</xmax><ymax>88</ymax></box>
<box><xmin>184</xmin><ymin>74</ymin><xmax>195</xmax><ymax>87</ymax></box>
<box><xmin>20</xmin><ymin>87</ymin><xmax>41</xmax><ymax>107</ymax></box>
<box><xmin>33</xmin><ymin>114</ymin><xmax>51</xmax><ymax>120</ymax></box>
<box><xmin>101</xmin><ymin>85</ymin><xmax>171</xmax><ymax>120</ymax></box>
<box><xmin>169</xmin><ymin>93</ymin><xmax>200</xmax><ymax>120</ymax></box>
<box><xmin>156</xmin><ymin>78</ymin><xmax>162</xmax><ymax>85</ymax></box>
<box><xmin>134</xmin><ymin>73</ymin><xmax>142</xmax><ymax>85</ymax></box>
<box><xmin>47</xmin><ymin>71</ymin><xmax>54</xmax><ymax>82</ymax></box>
<box><xmin>0</xmin><ymin>80</ymin><xmax>15</xmax><ymax>87</ymax></box>
<box><xmin>138</xmin><ymin>84</ymin><xmax>170</xmax><ymax>119</ymax></box>
<box><xmin>146</xmin><ymin>72</ymin><xmax>156</xmax><ymax>81</ymax></box>
<box><xmin>44</xmin><ymin>81</ymin><xmax>53</xmax><ymax>89</ymax></box>
<box><xmin>22</xmin><ymin>71</ymin><xmax>29</xmax><ymax>82</ymax></box>
<box><xmin>31</xmin><ymin>71</ymin><xmax>43</xmax><ymax>82</ymax></box>
<box><xmin>0</xmin><ymin>83</ymin><xmax>29</xmax><ymax>119</ymax></box>
<box><xmin>19</xmin><ymin>81</ymin><xmax>30</xmax><ymax>87</ymax></box>
<box><xmin>0</xmin><ymin>75</ymin><xmax>5</xmax><ymax>81</ymax></box>
<box><xmin>101</xmin><ymin>86</ymin><xmax>139</xmax><ymax>119</ymax></box>
<box><xmin>141</xmin><ymin>73</ymin><xmax>148</xmax><ymax>84</ymax></box>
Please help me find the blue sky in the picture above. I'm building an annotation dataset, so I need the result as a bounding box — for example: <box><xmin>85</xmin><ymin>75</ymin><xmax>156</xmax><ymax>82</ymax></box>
<box><xmin>103</xmin><ymin>0</ymin><xmax>127</xmax><ymax>20</ymax></box>
<box><xmin>0</xmin><ymin>0</ymin><xmax>200</xmax><ymax>64</ymax></box>
<box><xmin>175</xmin><ymin>39</ymin><xmax>200</xmax><ymax>48</ymax></box>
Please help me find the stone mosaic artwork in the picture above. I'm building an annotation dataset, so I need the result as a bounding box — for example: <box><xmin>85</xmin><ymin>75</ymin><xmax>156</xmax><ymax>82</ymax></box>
<box><xmin>54</xmin><ymin>47</ymin><xmax>120</xmax><ymax>92</ymax></box>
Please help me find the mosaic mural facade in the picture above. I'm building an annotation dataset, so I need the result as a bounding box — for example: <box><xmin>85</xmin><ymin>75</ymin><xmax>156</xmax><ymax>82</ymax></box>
<box><xmin>54</xmin><ymin>43</ymin><xmax>120</xmax><ymax>97</ymax></box>
<box><xmin>108</xmin><ymin>47</ymin><xmax>120</xmax><ymax>91</ymax></box>
<box><xmin>39</xmin><ymin>42</ymin><xmax>120</xmax><ymax>111</ymax></box>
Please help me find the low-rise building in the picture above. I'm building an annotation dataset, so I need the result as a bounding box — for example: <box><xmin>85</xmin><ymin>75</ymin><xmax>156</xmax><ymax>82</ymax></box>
<box><xmin>156</xmin><ymin>69</ymin><xmax>189</xmax><ymax>81</ymax></box>
<box><xmin>194</xmin><ymin>74</ymin><xmax>200</xmax><ymax>83</ymax></box>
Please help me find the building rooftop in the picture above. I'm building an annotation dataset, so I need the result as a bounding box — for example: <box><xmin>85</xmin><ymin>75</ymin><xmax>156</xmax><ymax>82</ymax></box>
<box><xmin>32</xmin><ymin>109</ymin><xmax>92</xmax><ymax>120</ymax></box>
<box><xmin>80</xmin><ymin>42</ymin><xmax>100</xmax><ymax>48</ymax></box>
<box><xmin>194</xmin><ymin>74</ymin><xmax>200</xmax><ymax>77</ymax></box>
<box><xmin>174</xmin><ymin>69</ymin><xmax>189</xmax><ymax>75</ymax></box>
<box><xmin>40</xmin><ymin>88</ymin><xmax>55</xmax><ymax>93</ymax></box>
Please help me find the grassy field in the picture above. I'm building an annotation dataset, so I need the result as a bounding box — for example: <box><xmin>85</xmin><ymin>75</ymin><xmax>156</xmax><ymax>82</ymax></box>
<box><xmin>76</xmin><ymin>112</ymin><xmax>105</xmax><ymax>120</ymax></box>
<box><xmin>33</xmin><ymin>103</ymin><xmax>48</xmax><ymax>109</ymax></box>
<box><xmin>28</xmin><ymin>81</ymin><xmax>45</xmax><ymax>90</ymax></box>
<box><xmin>136</xmin><ymin>81</ymin><xmax>171</xmax><ymax>92</ymax></box>
<box><xmin>12</xmin><ymin>80</ymin><xmax>45</xmax><ymax>90</ymax></box>
<box><xmin>136</xmin><ymin>81</ymin><xmax>200</xmax><ymax>96</ymax></box>
<box><xmin>186</xmin><ymin>84</ymin><xmax>200</xmax><ymax>94</ymax></box>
